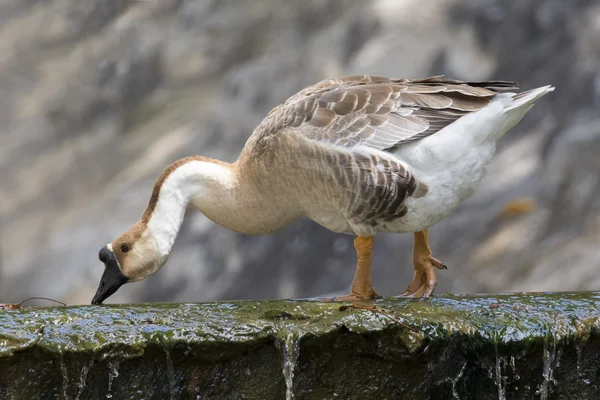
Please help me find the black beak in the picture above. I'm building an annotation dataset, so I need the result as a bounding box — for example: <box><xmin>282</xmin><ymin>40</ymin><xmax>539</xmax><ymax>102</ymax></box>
<box><xmin>91</xmin><ymin>245</ymin><xmax>128</xmax><ymax>305</ymax></box>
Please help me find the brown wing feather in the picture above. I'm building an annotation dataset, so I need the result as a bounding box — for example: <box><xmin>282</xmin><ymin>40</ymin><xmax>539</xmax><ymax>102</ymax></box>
<box><xmin>249</xmin><ymin>75</ymin><xmax>518</xmax><ymax>155</ymax></box>
<box><xmin>241</xmin><ymin>75</ymin><xmax>517</xmax><ymax>228</ymax></box>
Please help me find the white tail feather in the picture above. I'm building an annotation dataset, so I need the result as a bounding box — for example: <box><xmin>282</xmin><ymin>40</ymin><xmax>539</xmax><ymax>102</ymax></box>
<box><xmin>505</xmin><ymin>85</ymin><xmax>555</xmax><ymax>111</ymax></box>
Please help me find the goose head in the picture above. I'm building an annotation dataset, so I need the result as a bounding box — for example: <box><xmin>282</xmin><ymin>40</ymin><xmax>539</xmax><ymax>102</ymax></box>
<box><xmin>90</xmin><ymin>155</ymin><xmax>279</xmax><ymax>304</ymax></box>
<box><xmin>90</xmin><ymin>157</ymin><xmax>239</xmax><ymax>304</ymax></box>
<box><xmin>92</xmin><ymin>222</ymin><xmax>167</xmax><ymax>304</ymax></box>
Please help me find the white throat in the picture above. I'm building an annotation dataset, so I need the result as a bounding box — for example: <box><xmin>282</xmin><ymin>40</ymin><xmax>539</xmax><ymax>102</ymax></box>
<box><xmin>145</xmin><ymin>160</ymin><xmax>237</xmax><ymax>260</ymax></box>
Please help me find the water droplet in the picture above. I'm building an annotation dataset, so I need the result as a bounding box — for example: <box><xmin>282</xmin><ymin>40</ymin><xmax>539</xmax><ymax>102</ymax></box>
<box><xmin>59</xmin><ymin>357</ymin><xmax>69</xmax><ymax>400</ymax></box>
<box><xmin>576</xmin><ymin>342</ymin><xmax>583</xmax><ymax>379</ymax></box>
<box><xmin>279</xmin><ymin>333</ymin><xmax>300</xmax><ymax>400</ymax></box>
<box><xmin>75</xmin><ymin>358</ymin><xmax>95</xmax><ymax>400</ymax></box>
<box><xmin>107</xmin><ymin>359</ymin><xmax>120</xmax><ymax>398</ymax></box>
<box><xmin>537</xmin><ymin>334</ymin><xmax>559</xmax><ymax>399</ymax></box>
<box><xmin>494</xmin><ymin>341</ymin><xmax>506</xmax><ymax>400</ymax></box>
<box><xmin>164</xmin><ymin>349</ymin><xmax>177</xmax><ymax>400</ymax></box>
<box><xmin>510</xmin><ymin>356</ymin><xmax>516</xmax><ymax>375</ymax></box>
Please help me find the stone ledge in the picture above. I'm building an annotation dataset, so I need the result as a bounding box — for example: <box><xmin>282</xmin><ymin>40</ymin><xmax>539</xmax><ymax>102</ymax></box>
<box><xmin>1</xmin><ymin>292</ymin><xmax>599</xmax><ymax>399</ymax></box>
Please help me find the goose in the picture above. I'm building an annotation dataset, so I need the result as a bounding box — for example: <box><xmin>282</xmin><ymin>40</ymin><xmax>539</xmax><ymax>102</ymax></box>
<box><xmin>91</xmin><ymin>75</ymin><xmax>554</xmax><ymax>305</ymax></box>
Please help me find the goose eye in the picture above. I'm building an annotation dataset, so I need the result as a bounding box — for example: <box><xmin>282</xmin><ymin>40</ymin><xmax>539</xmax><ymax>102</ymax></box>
<box><xmin>120</xmin><ymin>244</ymin><xmax>130</xmax><ymax>253</ymax></box>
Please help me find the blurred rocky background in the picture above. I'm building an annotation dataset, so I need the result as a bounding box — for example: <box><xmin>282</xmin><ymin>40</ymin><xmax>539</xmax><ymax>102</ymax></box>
<box><xmin>1</xmin><ymin>0</ymin><xmax>599</xmax><ymax>305</ymax></box>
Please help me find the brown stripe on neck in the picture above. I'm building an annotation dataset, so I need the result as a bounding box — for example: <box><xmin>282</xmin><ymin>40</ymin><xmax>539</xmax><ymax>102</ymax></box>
<box><xmin>141</xmin><ymin>156</ymin><xmax>209</xmax><ymax>225</ymax></box>
<box><xmin>140</xmin><ymin>156</ymin><xmax>207</xmax><ymax>226</ymax></box>
<box><xmin>138</xmin><ymin>155</ymin><xmax>233</xmax><ymax>227</ymax></box>
<box><xmin>111</xmin><ymin>156</ymin><xmax>224</xmax><ymax>260</ymax></box>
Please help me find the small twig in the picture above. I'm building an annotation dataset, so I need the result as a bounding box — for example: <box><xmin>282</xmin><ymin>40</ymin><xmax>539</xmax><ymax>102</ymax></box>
<box><xmin>18</xmin><ymin>297</ymin><xmax>67</xmax><ymax>307</ymax></box>
<box><xmin>0</xmin><ymin>297</ymin><xmax>67</xmax><ymax>310</ymax></box>
<box><xmin>339</xmin><ymin>304</ymin><xmax>418</xmax><ymax>332</ymax></box>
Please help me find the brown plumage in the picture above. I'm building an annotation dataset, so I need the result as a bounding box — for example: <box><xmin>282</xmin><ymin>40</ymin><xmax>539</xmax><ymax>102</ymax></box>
<box><xmin>243</xmin><ymin>75</ymin><xmax>518</xmax><ymax>158</ymax></box>
<box><xmin>238</xmin><ymin>75</ymin><xmax>518</xmax><ymax>231</ymax></box>
<box><xmin>91</xmin><ymin>74</ymin><xmax>553</xmax><ymax>305</ymax></box>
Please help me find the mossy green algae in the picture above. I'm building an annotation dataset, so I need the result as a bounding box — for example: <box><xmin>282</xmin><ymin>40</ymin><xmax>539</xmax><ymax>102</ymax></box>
<box><xmin>0</xmin><ymin>292</ymin><xmax>599</xmax><ymax>399</ymax></box>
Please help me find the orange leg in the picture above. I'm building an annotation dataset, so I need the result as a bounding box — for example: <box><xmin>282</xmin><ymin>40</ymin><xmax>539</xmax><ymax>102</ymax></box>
<box><xmin>400</xmin><ymin>229</ymin><xmax>446</xmax><ymax>298</ymax></box>
<box><xmin>330</xmin><ymin>236</ymin><xmax>381</xmax><ymax>301</ymax></box>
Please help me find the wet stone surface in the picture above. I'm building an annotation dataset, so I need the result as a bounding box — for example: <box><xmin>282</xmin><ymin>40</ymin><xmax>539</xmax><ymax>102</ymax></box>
<box><xmin>1</xmin><ymin>292</ymin><xmax>600</xmax><ymax>399</ymax></box>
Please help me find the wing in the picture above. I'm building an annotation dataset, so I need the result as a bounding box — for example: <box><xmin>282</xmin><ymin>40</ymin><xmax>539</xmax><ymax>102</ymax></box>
<box><xmin>252</xmin><ymin>75</ymin><xmax>518</xmax><ymax>152</ymax></box>
<box><xmin>243</xmin><ymin>75</ymin><xmax>518</xmax><ymax>230</ymax></box>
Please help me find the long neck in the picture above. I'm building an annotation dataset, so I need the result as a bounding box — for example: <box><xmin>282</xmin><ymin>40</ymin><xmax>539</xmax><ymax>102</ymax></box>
<box><xmin>143</xmin><ymin>157</ymin><xmax>300</xmax><ymax>259</ymax></box>
<box><xmin>142</xmin><ymin>158</ymin><xmax>236</xmax><ymax>258</ymax></box>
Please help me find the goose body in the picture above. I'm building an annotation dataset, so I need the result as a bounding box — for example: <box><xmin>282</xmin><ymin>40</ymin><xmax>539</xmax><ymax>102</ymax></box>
<box><xmin>92</xmin><ymin>75</ymin><xmax>554</xmax><ymax>304</ymax></box>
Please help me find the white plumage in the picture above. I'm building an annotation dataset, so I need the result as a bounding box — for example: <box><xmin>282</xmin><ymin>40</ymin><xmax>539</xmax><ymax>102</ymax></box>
<box><xmin>92</xmin><ymin>76</ymin><xmax>554</xmax><ymax>304</ymax></box>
